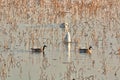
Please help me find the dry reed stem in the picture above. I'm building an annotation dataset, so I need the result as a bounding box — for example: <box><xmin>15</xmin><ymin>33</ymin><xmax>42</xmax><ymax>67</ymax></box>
<box><xmin>0</xmin><ymin>0</ymin><xmax>120</xmax><ymax>80</ymax></box>
<box><xmin>3</xmin><ymin>40</ymin><xmax>8</xmax><ymax>50</ymax></box>
<box><xmin>0</xmin><ymin>62</ymin><xmax>7</xmax><ymax>80</ymax></box>
<box><xmin>114</xmin><ymin>66</ymin><xmax>120</xmax><ymax>76</ymax></box>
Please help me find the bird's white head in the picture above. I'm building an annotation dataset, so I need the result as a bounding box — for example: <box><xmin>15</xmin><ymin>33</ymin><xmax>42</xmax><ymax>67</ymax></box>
<box><xmin>60</xmin><ymin>23</ymin><xmax>69</xmax><ymax>32</ymax></box>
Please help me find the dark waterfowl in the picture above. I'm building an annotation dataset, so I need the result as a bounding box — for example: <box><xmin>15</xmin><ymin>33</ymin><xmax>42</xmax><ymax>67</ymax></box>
<box><xmin>79</xmin><ymin>46</ymin><xmax>92</xmax><ymax>54</ymax></box>
<box><xmin>31</xmin><ymin>45</ymin><xmax>47</xmax><ymax>53</ymax></box>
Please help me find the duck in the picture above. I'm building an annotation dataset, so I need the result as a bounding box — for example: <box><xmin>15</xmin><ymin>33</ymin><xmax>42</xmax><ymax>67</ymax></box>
<box><xmin>31</xmin><ymin>45</ymin><xmax>47</xmax><ymax>53</ymax></box>
<box><xmin>79</xmin><ymin>46</ymin><xmax>92</xmax><ymax>54</ymax></box>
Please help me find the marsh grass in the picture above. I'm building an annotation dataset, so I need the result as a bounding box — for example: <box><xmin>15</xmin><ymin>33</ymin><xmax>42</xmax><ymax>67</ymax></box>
<box><xmin>0</xmin><ymin>0</ymin><xmax>120</xmax><ymax>80</ymax></box>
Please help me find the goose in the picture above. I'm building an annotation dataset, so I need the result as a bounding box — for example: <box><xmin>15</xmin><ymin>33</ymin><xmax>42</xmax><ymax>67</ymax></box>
<box><xmin>79</xmin><ymin>46</ymin><xmax>92</xmax><ymax>54</ymax></box>
<box><xmin>31</xmin><ymin>45</ymin><xmax>47</xmax><ymax>53</ymax></box>
<box><xmin>60</xmin><ymin>23</ymin><xmax>71</xmax><ymax>43</ymax></box>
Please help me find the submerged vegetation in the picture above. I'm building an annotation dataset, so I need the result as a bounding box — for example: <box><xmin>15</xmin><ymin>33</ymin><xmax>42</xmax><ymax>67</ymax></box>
<box><xmin>0</xmin><ymin>0</ymin><xmax>120</xmax><ymax>80</ymax></box>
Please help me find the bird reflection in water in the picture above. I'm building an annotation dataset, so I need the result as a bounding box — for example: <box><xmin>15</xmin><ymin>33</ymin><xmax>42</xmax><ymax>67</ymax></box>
<box><xmin>60</xmin><ymin>22</ymin><xmax>71</xmax><ymax>62</ymax></box>
<box><xmin>65</xmin><ymin>43</ymin><xmax>71</xmax><ymax>62</ymax></box>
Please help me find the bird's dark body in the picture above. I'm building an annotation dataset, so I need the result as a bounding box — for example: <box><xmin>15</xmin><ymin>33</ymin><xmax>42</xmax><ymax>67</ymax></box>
<box><xmin>79</xmin><ymin>46</ymin><xmax>92</xmax><ymax>54</ymax></box>
<box><xmin>79</xmin><ymin>49</ymin><xmax>88</xmax><ymax>53</ymax></box>
<box><xmin>31</xmin><ymin>45</ymin><xmax>47</xmax><ymax>53</ymax></box>
<box><xmin>31</xmin><ymin>48</ymin><xmax>42</xmax><ymax>52</ymax></box>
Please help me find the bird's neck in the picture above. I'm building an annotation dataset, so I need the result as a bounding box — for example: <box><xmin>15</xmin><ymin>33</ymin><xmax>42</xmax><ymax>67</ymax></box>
<box><xmin>65</xmin><ymin>27</ymin><xmax>69</xmax><ymax>32</ymax></box>
<box><xmin>43</xmin><ymin>47</ymin><xmax>45</xmax><ymax>51</ymax></box>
